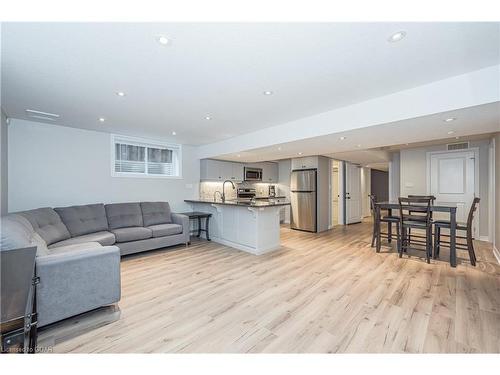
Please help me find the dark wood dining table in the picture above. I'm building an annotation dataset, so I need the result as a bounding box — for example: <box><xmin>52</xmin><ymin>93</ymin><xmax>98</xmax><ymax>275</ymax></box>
<box><xmin>374</xmin><ymin>201</ymin><xmax>458</xmax><ymax>267</ymax></box>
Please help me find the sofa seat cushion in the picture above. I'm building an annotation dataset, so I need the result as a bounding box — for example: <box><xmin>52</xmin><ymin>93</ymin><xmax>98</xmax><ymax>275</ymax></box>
<box><xmin>141</xmin><ymin>202</ymin><xmax>172</xmax><ymax>226</ymax></box>
<box><xmin>105</xmin><ymin>203</ymin><xmax>143</xmax><ymax>229</ymax></box>
<box><xmin>55</xmin><ymin>204</ymin><xmax>109</xmax><ymax>237</ymax></box>
<box><xmin>148</xmin><ymin>223</ymin><xmax>183</xmax><ymax>238</ymax></box>
<box><xmin>19</xmin><ymin>207</ymin><xmax>71</xmax><ymax>245</ymax></box>
<box><xmin>111</xmin><ymin>227</ymin><xmax>152</xmax><ymax>243</ymax></box>
<box><xmin>48</xmin><ymin>241</ymin><xmax>103</xmax><ymax>255</ymax></box>
<box><xmin>48</xmin><ymin>231</ymin><xmax>116</xmax><ymax>249</ymax></box>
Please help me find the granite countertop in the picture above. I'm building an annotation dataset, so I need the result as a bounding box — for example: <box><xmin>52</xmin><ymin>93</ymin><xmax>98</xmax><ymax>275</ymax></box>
<box><xmin>185</xmin><ymin>199</ymin><xmax>291</xmax><ymax>207</ymax></box>
<box><xmin>254</xmin><ymin>196</ymin><xmax>287</xmax><ymax>199</ymax></box>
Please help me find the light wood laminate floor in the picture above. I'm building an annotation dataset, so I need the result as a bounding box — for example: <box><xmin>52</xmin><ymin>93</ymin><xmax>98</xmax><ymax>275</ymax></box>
<box><xmin>40</xmin><ymin>221</ymin><xmax>500</xmax><ymax>353</ymax></box>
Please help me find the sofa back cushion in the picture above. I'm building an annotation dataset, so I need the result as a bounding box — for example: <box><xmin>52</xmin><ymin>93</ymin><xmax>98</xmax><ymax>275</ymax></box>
<box><xmin>55</xmin><ymin>204</ymin><xmax>109</xmax><ymax>237</ymax></box>
<box><xmin>19</xmin><ymin>208</ymin><xmax>71</xmax><ymax>246</ymax></box>
<box><xmin>140</xmin><ymin>202</ymin><xmax>172</xmax><ymax>226</ymax></box>
<box><xmin>1</xmin><ymin>214</ymin><xmax>49</xmax><ymax>256</ymax></box>
<box><xmin>105</xmin><ymin>203</ymin><xmax>143</xmax><ymax>229</ymax></box>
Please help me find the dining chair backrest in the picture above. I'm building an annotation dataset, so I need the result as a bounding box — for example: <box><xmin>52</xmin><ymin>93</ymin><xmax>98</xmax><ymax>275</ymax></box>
<box><xmin>408</xmin><ymin>195</ymin><xmax>436</xmax><ymax>205</ymax></box>
<box><xmin>398</xmin><ymin>197</ymin><xmax>432</xmax><ymax>226</ymax></box>
<box><xmin>466</xmin><ymin>197</ymin><xmax>480</xmax><ymax>233</ymax></box>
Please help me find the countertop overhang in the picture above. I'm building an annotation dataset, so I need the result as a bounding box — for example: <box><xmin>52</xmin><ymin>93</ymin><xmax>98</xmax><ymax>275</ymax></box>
<box><xmin>184</xmin><ymin>199</ymin><xmax>290</xmax><ymax>207</ymax></box>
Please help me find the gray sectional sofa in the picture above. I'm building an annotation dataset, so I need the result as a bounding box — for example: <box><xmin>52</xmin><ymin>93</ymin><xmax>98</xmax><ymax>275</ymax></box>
<box><xmin>0</xmin><ymin>202</ymin><xmax>189</xmax><ymax>327</ymax></box>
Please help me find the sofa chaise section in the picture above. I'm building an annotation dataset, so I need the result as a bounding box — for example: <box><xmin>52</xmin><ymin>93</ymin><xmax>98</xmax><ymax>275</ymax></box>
<box><xmin>0</xmin><ymin>213</ymin><xmax>121</xmax><ymax>327</ymax></box>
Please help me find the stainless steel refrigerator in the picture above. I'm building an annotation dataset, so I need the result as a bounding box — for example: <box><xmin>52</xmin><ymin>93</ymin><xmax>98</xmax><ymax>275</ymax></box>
<box><xmin>290</xmin><ymin>169</ymin><xmax>317</xmax><ymax>232</ymax></box>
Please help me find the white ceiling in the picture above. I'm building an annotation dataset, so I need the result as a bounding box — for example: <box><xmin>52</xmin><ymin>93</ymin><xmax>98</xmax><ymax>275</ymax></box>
<box><xmin>215</xmin><ymin>102</ymin><xmax>500</xmax><ymax>163</ymax></box>
<box><xmin>2</xmin><ymin>22</ymin><xmax>499</xmax><ymax>145</ymax></box>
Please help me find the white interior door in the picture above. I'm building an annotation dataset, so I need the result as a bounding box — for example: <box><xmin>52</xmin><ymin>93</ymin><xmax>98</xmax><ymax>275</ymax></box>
<box><xmin>429</xmin><ymin>150</ymin><xmax>477</xmax><ymax>235</ymax></box>
<box><xmin>331</xmin><ymin>166</ymin><xmax>339</xmax><ymax>225</ymax></box>
<box><xmin>345</xmin><ymin>163</ymin><xmax>362</xmax><ymax>224</ymax></box>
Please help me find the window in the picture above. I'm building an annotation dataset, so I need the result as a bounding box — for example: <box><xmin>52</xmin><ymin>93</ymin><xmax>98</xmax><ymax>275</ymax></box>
<box><xmin>111</xmin><ymin>135</ymin><xmax>181</xmax><ymax>178</ymax></box>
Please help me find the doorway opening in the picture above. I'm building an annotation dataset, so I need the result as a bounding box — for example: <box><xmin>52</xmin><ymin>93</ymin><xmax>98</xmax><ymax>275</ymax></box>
<box><xmin>331</xmin><ymin>160</ymin><xmax>341</xmax><ymax>226</ymax></box>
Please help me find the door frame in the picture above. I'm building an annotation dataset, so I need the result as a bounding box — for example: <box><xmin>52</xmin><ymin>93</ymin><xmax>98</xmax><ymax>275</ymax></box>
<box><xmin>425</xmin><ymin>147</ymin><xmax>480</xmax><ymax>237</ymax></box>
<box><xmin>328</xmin><ymin>159</ymin><xmax>344</xmax><ymax>228</ymax></box>
<box><xmin>345</xmin><ymin>162</ymin><xmax>362</xmax><ymax>225</ymax></box>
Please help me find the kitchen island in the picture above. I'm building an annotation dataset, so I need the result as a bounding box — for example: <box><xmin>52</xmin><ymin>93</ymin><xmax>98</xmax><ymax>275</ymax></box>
<box><xmin>184</xmin><ymin>199</ymin><xmax>290</xmax><ymax>255</ymax></box>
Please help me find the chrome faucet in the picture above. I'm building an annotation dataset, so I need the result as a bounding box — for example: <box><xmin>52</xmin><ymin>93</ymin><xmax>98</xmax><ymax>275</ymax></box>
<box><xmin>221</xmin><ymin>180</ymin><xmax>235</xmax><ymax>202</ymax></box>
<box><xmin>214</xmin><ymin>190</ymin><xmax>222</xmax><ymax>202</ymax></box>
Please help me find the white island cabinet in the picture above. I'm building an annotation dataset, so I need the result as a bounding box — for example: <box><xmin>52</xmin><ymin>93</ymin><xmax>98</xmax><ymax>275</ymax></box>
<box><xmin>185</xmin><ymin>200</ymin><xmax>290</xmax><ymax>255</ymax></box>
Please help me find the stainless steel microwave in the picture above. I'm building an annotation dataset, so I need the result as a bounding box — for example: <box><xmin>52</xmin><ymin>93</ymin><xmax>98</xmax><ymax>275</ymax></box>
<box><xmin>244</xmin><ymin>167</ymin><xmax>262</xmax><ymax>181</ymax></box>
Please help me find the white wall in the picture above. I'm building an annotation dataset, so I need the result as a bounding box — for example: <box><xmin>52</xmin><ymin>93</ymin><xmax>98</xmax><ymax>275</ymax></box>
<box><xmin>399</xmin><ymin>139</ymin><xmax>492</xmax><ymax>239</ymax></box>
<box><xmin>278</xmin><ymin>159</ymin><xmax>291</xmax><ymax>223</ymax></box>
<box><xmin>8</xmin><ymin>119</ymin><xmax>200</xmax><ymax>212</ymax></box>
<box><xmin>388</xmin><ymin>152</ymin><xmax>400</xmax><ymax>201</ymax></box>
<box><xmin>494</xmin><ymin>133</ymin><xmax>500</xmax><ymax>253</ymax></box>
<box><xmin>360</xmin><ymin>167</ymin><xmax>371</xmax><ymax>218</ymax></box>
<box><xmin>1</xmin><ymin>110</ymin><xmax>8</xmax><ymax>215</ymax></box>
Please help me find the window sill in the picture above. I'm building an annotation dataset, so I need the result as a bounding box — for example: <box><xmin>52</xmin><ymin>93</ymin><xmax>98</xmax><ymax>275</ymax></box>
<box><xmin>111</xmin><ymin>172</ymin><xmax>183</xmax><ymax>179</ymax></box>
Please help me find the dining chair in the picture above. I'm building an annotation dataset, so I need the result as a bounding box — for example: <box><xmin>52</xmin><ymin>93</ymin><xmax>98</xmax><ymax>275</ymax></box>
<box><xmin>398</xmin><ymin>196</ymin><xmax>433</xmax><ymax>263</ymax></box>
<box><xmin>406</xmin><ymin>195</ymin><xmax>436</xmax><ymax>246</ymax></box>
<box><xmin>369</xmin><ymin>194</ymin><xmax>400</xmax><ymax>250</ymax></box>
<box><xmin>433</xmin><ymin>197</ymin><xmax>480</xmax><ymax>266</ymax></box>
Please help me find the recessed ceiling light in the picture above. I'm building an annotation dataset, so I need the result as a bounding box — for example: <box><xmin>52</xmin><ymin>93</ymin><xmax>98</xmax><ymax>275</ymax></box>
<box><xmin>388</xmin><ymin>31</ymin><xmax>406</xmax><ymax>43</ymax></box>
<box><xmin>263</xmin><ymin>91</ymin><xmax>274</xmax><ymax>96</ymax></box>
<box><xmin>356</xmin><ymin>144</ymin><xmax>362</xmax><ymax>148</ymax></box>
<box><xmin>339</xmin><ymin>136</ymin><xmax>346</xmax><ymax>140</ymax></box>
<box><xmin>205</xmin><ymin>115</ymin><xmax>212</xmax><ymax>120</ymax></box>
<box><xmin>157</xmin><ymin>35</ymin><xmax>170</xmax><ymax>45</ymax></box>
<box><xmin>455</xmin><ymin>136</ymin><xmax>460</xmax><ymax>140</ymax></box>
<box><xmin>278</xmin><ymin>147</ymin><xmax>282</xmax><ymax>151</ymax></box>
<box><xmin>98</xmin><ymin>117</ymin><xmax>105</xmax><ymax>122</ymax></box>
<box><xmin>298</xmin><ymin>152</ymin><xmax>303</xmax><ymax>155</ymax></box>
<box><xmin>447</xmin><ymin>130</ymin><xmax>455</xmax><ymax>135</ymax></box>
<box><xmin>444</xmin><ymin>117</ymin><xmax>456</xmax><ymax>122</ymax></box>
<box><xmin>116</xmin><ymin>91</ymin><xmax>126</xmax><ymax>97</ymax></box>
<box><xmin>237</xmin><ymin>154</ymin><xmax>241</xmax><ymax>158</ymax></box>
<box><xmin>172</xmin><ymin>131</ymin><xmax>177</xmax><ymax>136</ymax></box>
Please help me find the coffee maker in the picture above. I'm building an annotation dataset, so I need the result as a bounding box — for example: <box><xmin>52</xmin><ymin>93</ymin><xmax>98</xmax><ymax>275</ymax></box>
<box><xmin>268</xmin><ymin>185</ymin><xmax>276</xmax><ymax>197</ymax></box>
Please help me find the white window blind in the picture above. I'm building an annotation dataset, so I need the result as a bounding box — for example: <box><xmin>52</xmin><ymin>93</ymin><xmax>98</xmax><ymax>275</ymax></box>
<box><xmin>111</xmin><ymin>135</ymin><xmax>181</xmax><ymax>178</ymax></box>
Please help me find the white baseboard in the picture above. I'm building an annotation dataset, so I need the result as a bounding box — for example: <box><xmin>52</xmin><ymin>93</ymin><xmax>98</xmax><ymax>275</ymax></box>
<box><xmin>479</xmin><ymin>235</ymin><xmax>490</xmax><ymax>242</ymax></box>
<box><xmin>493</xmin><ymin>245</ymin><xmax>500</xmax><ymax>265</ymax></box>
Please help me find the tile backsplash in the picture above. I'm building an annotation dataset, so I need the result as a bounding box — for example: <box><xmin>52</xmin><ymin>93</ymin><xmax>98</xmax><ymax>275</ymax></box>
<box><xmin>199</xmin><ymin>181</ymin><xmax>279</xmax><ymax>200</ymax></box>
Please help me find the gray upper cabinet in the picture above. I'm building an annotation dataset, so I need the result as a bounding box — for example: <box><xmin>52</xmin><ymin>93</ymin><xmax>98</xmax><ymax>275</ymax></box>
<box><xmin>261</xmin><ymin>162</ymin><xmax>279</xmax><ymax>183</ymax></box>
<box><xmin>291</xmin><ymin>156</ymin><xmax>318</xmax><ymax>170</ymax></box>
<box><xmin>231</xmin><ymin>163</ymin><xmax>244</xmax><ymax>182</ymax></box>
<box><xmin>200</xmin><ymin>159</ymin><xmax>244</xmax><ymax>182</ymax></box>
<box><xmin>200</xmin><ymin>159</ymin><xmax>223</xmax><ymax>180</ymax></box>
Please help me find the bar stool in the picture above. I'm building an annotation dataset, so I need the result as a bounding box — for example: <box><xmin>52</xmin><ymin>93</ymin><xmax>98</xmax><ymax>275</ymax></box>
<box><xmin>370</xmin><ymin>194</ymin><xmax>400</xmax><ymax>250</ymax></box>
<box><xmin>433</xmin><ymin>197</ymin><xmax>480</xmax><ymax>266</ymax></box>
<box><xmin>398</xmin><ymin>196</ymin><xmax>433</xmax><ymax>263</ymax></box>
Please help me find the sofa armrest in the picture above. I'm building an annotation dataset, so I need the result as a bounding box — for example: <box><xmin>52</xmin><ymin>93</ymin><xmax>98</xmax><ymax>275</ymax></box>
<box><xmin>171</xmin><ymin>213</ymin><xmax>190</xmax><ymax>243</ymax></box>
<box><xmin>35</xmin><ymin>245</ymin><xmax>121</xmax><ymax>327</ymax></box>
